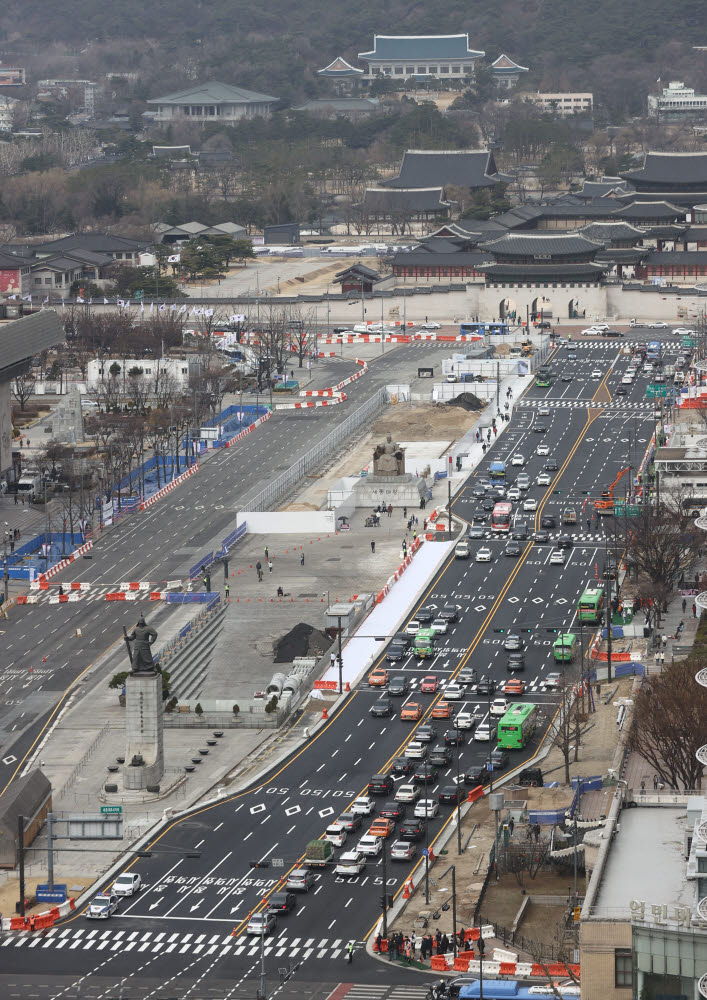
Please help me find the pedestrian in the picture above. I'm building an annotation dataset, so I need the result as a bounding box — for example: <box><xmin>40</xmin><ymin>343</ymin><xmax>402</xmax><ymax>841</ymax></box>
<box><xmin>482</xmin><ymin>443</ymin><xmax>487</xmax><ymax>454</ymax></box>
<box><xmin>693</xmin><ymin>602</ymin><xmax>698</xmax><ymax>618</ymax></box>
<box><xmin>371</xmin><ymin>540</ymin><xmax>375</xmax><ymax>553</ymax></box>
<box><xmin>534</xmin><ymin>823</ymin><xmax>540</xmax><ymax>842</ymax></box>
<box><xmin>526</xmin><ymin>824</ymin><xmax>533</xmax><ymax>841</ymax></box>
<box><xmin>653</xmin><ymin>774</ymin><xmax>658</xmax><ymax>790</ymax></box>
<box><xmin>9</xmin><ymin>540</ymin><xmax>13</xmax><ymax>553</ymax></box>
<box><xmin>676</xmin><ymin>620</ymin><xmax>685</xmax><ymax>637</ymax></box>
<box><xmin>509</xmin><ymin>816</ymin><xmax>515</xmax><ymax>836</ymax></box>
<box><xmin>268</xmin><ymin>559</ymin><xmax>273</xmax><ymax>573</ymax></box>
<box><xmin>347</xmin><ymin>940</ymin><xmax>354</xmax><ymax>964</ymax></box>
<box><xmin>256</xmin><ymin>560</ymin><xmax>263</xmax><ymax>581</ymax></box>
<box><xmin>622</xmin><ymin>607</ymin><xmax>627</xmax><ymax>624</ymax></box>
<box><xmin>696</xmin><ymin>572</ymin><xmax>700</xmax><ymax>587</ymax></box>
<box><xmin>682</xmin><ymin>598</ymin><xmax>687</xmax><ymax>613</ymax></box>
<box><xmin>13</xmin><ymin>492</ymin><xmax>17</xmax><ymax>505</ymax></box>
<box><xmin>587</xmin><ymin>518</ymin><xmax>591</xmax><ymax>530</ymax></box>
<box><xmin>387</xmin><ymin>504</ymin><xmax>393</xmax><ymax>518</ymax></box>
<box><xmin>21</xmin><ymin>495</ymin><xmax>24</xmax><ymax>505</ymax></box>
<box><xmin>410</xmin><ymin>931</ymin><xmax>416</xmax><ymax>957</ymax></box>
<box><xmin>505</xmin><ymin>402</ymin><xmax>509</xmax><ymax>413</ymax></box>
<box><xmin>435</xmin><ymin>929</ymin><xmax>442</xmax><ymax>953</ymax></box>
<box><xmin>203</xmin><ymin>575</ymin><xmax>208</xmax><ymax>591</ymax></box>
<box><xmin>662</xmin><ymin>634</ymin><xmax>668</xmax><ymax>649</ymax></box>
<box><xmin>264</xmin><ymin>546</ymin><xmax>269</xmax><ymax>561</ymax></box>
<box><xmin>300</xmin><ymin>551</ymin><xmax>304</xmax><ymax>566</ymax></box>
<box><xmin>390</xmin><ymin>935</ymin><xmax>398</xmax><ymax>961</ymax></box>
<box><xmin>403</xmin><ymin>506</ymin><xmax>407</xmax><ymax>518</ymax></box>
<box><xmin>413</xmin><ymin>529</ymin><xmax>417</xmax><ymax>541</ymax></box>
<box><xmin>224</xmin><ymin>582</ymin><xmax>230</xmax><ymax>600</ymax></box>
<box><xmin>330</xmin><ymin>652</ymin><xmax>336</xmax><ymax>670</ymax></box>
<box><xmin>405</xmin><ymin>938</ymin><xmax>411</xmax><ymax>964</ymax></box>
<box><xmin>441</xmin><ymin>934</ymin><xmax>449</xmax><ymax>955</ymax></box>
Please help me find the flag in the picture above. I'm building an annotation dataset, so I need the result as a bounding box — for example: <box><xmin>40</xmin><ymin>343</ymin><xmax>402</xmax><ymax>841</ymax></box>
<box><xmin>178</xmin><ymin>305</ymin><xmax>187</xmax><ymax>314</ymax></box>
<box><xmin>204</xmin><ymin>308</ymin><xmax>214</xmax><ymax>317</ymax></box>
<box><xmin>22</xmin><ymin>295</ymin><xmax>31</xmax><ymax>302</ymax></box>
<box><xmin>159</xmin><ymin>303</ymin><xmax>166</xmax><ymax>311</ymax></box>
<box><xmin>104</xmin><ymin>298</ymin><xmax>109</xmax><ymax>304</ymax></box>
<box><xmin>8</xmin><ymin>294</ymin><xmax>16</xmax><ymax>300</ymax></box>
<box><xmin>170</xmin><ymin>303</ymin><xmax>176</xmax><ymax>311</ymax></box>
<box><xmin>76</xmin><ymin>296</ymin><xmax>84</xmax><ymax>303</ymax></box>
<box><xmin>88</xmin><ymin>297</ymin><xmax>93</xmax><ymax>304</ymax></box>
<box><xmin>167</xmin><ymin>253</ymin><xmax>180</xmax><ymax>263</ymax></box>
<box><xmin>42</xmin><ymin>296</ymin><xmax>49</xmax><ymax>305</ymax></box>
<box><xmin>140</xmin><ymin>300</ymin><xmax>144</xmax><ymax>312</ymax></box>
<box><xmin>117</xmin><ymin>298</ymin><xmax>125</xmax><ymax>307</ymax></box>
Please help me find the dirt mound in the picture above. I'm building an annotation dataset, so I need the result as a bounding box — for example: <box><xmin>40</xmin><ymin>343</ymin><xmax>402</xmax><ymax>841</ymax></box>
<box><xmin>372</xmin><ymin>402</ymin><xmax>478</xmax><ymax>440</ymax></box>
<box><xmin>274</xmin><ymin>622</ymin><xmax>330</xmax><ymax>663</ymax></box>
<box><xmin>446</xmin><ymin>392</ymin><xmax>485</xmax><ymax>411</ymax></box>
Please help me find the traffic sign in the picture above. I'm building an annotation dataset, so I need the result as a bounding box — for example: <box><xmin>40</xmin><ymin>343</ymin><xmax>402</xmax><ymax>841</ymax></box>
<box><xmin>646</xmin><ymin>385</ymin><xmax>667</xmax><ymax>398</ymax></box>
<box><xmin>272</xmin><ymin>858</ymin><xmax>284</xmax><ymax>868</ymax></box>
<box><xmin>100</xmin><ymin>805</ymin><xmax>123</xmax><ymax>814</ymax></box>
<box><xmin>682</xmin><ymin>338</ymin><xmax>695</xmax><ymax>348</ymax></box>
<box><xmin>421</xmin><ymin>848</ymin><xmax>429</xmax><ymax>857</ymax></box>
<box><xmin>614</xmin><ymin>504</ymin><xmax>641</xmax><ymax>518</ymax></box>
<box><xmin>573</xmin><ymin>906</ymin><xmax>581</xmax><ymax>923</ymax></box>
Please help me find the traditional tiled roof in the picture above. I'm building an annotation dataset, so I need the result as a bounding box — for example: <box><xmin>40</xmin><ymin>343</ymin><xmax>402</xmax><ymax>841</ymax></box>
<box><xmin>643</xmin><ymin>250</ymin><xmax>707</xmax><ymax>265</ymax></box>
<box><xmin>620</xmin><ymin>152</ymin><xmax>707</xmax><ymax>185</ymax></box>
<box><xmin>579</xmin><ymin>222</ymin><xmax>646</xmax><ymax>244</ymax></box>
<box><xmin>617</xmin><ymin>200</ymin><xmax>684</xmax><ymax>220</ymax></box>
<box><xmin>318</xmin><ymin>57</ymin><xmax>364</xmax><ymax>77</ymax></box>
<box><xmin>478</xmin><ymin>262</ymin><xmax>607</xmax><ymax>278</ymax></box>
<box><xmin>358</xmin><ymin>35</ymin><xmax>484</xmax><ymax>61</ymax></box>
<box><xmin>0</xmin><ymin>250</ymin><xmax>26</xmax><ymax>269</ymax></box>
<box><xmin>333</xmin><ymin>263</ymin><xmax>380</xmax><ymax>280</ymax></box>
<box><xmin>34</xmin><ymin>233</ymin><xmax>150</xmax><ymax>254</ymax></box>
<box><xmin>385</xmin><ymin>149</ymin><xmax>509</xmax><ymax>190</ymax></box>
<box><xmin>640</xmin><ymin>224</ymin><xmax>689</xmax><ymax>238</ymax></box>
<box><xmin>575</xmin><ymin>178</ymin><xmax>633</xmax><ymax>199</ymax></box>
<box><xmin>30</xmin><ymin>255</ymin><xmax>90</xmax><ymax>271</ymax></box>
<box><xmin>0</xmin><ymin>311</ymin><xmax>64</xmax><ymax>372</ymax></box>
<box><xmin>292</xmin><ymin>98</ymin><xmax>380</xmax><ymax>113</ymax></box>
<box><xmin>147</xmin><ymin>81</ymin><xmax>278</xmax><ymax>107</ymax></box>
<box><xmin>594</xmin><ymin>248</ymin><xmax>649</xmax><ymax>263</ymax></box>
<box><xmin>491</xmin><ymin>55</ymin><xmax>528</xmax><ymax>73</ymax></box>
<box><xmin>478</xmin><ymin>232</ymin><xmax>603</xmax><ymax>258</ymax></box>
<box><xmin>357</xmin><ymin>187</ymin><xmax>451</xmax><ymax>213</ymax></box>
<box><xmin>681</xmin><ymin>226</ymin><xmax>707</xmax><ymax>241</ymax></box>
<box><xmin>393</xmin><ymin>249</ymin><xmax>489</xmax><ymax>269</ymax></box>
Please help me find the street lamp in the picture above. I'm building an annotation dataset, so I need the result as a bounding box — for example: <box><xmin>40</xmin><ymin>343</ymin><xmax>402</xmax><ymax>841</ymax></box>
<box><xmin>326</xmin><ymin>602</ymin><xmax>355</xmax><ymax>694</ymax></box>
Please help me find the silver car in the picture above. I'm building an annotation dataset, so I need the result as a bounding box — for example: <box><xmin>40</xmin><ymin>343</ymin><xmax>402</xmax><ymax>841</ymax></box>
<box><xmin>247</xmin><ymin>911</ymin><xmax>277</xmax><ymax>935</ymax></box>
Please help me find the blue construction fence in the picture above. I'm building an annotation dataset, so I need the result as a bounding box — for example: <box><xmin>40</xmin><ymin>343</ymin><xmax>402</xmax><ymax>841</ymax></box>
<box><xmin>208</xmin><ymin>404</ymin><xmax>269</xmax><ymax>449</ymax></box>
<box><xmin>586</xmin><ymin>662</ymin><xmax>645</xmax><ymax>682</ymax></box>
<box><xmin>6</xmin><ymin>531</ymin><xmax>86</xmax><ymax>579</ymax></box>
<box><xmin>166</xmin><ymin>591</ymin><xmax>220</xmax><ymax>605</ymax></box>
<box><xmin>189</xmin><ymin>522</ymin><xmax>247</xmax><ymax>580</ymax></box>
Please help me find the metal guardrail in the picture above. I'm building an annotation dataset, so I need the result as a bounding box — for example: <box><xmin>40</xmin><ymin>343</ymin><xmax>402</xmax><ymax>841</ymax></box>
<box><xmin>242</xmin><ymin>387</ymin><xmax>387</xmax><ymax>512</ymax></box>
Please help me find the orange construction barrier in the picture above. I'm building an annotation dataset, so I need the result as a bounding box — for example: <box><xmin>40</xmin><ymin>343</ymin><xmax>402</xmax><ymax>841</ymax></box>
<box><xmin>465</xmin><ymin>928</ymin><xmax>480</xmax><ymax>941</ymax></box>
<box><xmin>453</xmin><ymin>958</ymin><xmax>470</xmax><ymax>971</ymax></box>
<box><xmin>468</xmin><ymin>785</ymin><xmax>484</xmax><ymax>803</ymax></box>
<box><xmin>431</xmin><ymin>956</ymin><xmax>450</xmax><ymax>971</ymax></box>
<box><xmin>499</xmin><ymin>962</ymin><xmax>516</xmax><ymax>976</ymax></box>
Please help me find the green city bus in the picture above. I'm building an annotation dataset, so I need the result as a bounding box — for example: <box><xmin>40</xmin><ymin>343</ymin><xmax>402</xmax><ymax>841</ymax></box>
<box><xmin>535</xmin><ymin>366</ymin><xmax>552</xmax><ymax>387</ymax></box>
<box><xmin>578</xmin><ymin>587</ymin><xmax>604</xmax><ymax>623</ymax></box>
<box><xmin>497</xmin><ymin>703</ymin><xmax>537</xmax><ymax>750</ymax></box>
<box><xmin>553</xmin><ymin>633</ymin><xmax>577</xmax><ymax>663</ymax></box>
<box><xmin>413</xmin><ymin>628</ymin><xmax>436</xmax><ymax>659</ymax></box>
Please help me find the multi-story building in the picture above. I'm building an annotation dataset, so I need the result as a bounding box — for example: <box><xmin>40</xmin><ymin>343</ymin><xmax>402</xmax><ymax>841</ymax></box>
<box><xmin>86</xmin><ymin>357</ymin><xmax>201</xmax><ymax>391</ymax></box>
<box><xmin>527</xmin><ymin>91</ymin><xmax>593</xmax><ymax>116</ymax></box>
<box><xmin>0</xmin><ymin>67</ymin><xmax>25</xmax><ymax>86</ymax></box>
<box><xmin>357</xmin><ymin>34</ymin><xmax>484</xmax><ymax>82</ymax></box>
<box><xmin>649</xmin><ymin>80</ymin><xmax>707</xmax><ymax>120</ymax></box>
<box><xmin>491</xmin><ymin>54</ymin><xmax>529</xmax><ymax>89</ymax></box>
<box><xmin>147</xmin><ymin>81</ymin><xmax>278</xmax><ymax>126</ymax></box>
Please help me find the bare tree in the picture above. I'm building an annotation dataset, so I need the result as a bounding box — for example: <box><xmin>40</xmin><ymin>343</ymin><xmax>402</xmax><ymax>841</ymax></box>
<box><xmin>499</xmin><ymin>838</ymin><xmax>552</xmax><ymax>888</ymax></box>
<box><xmin>12</xmin><ymin>371</ymin><xmax>36</xmax><ymax>411</ymax></box>
<box><xmin>551</xmin><ymin>681</ymin><xmax>593</xmax><ymax>785</ymax></box>
<box><xmin>617</xmin><ymin>492</ymin><xmax>702</xmax><ymax>592</ymax></box>
<box><xmin>628</xmin><ymin>658</ymin><xmax>707</xmax><ymax>790</ymax></box>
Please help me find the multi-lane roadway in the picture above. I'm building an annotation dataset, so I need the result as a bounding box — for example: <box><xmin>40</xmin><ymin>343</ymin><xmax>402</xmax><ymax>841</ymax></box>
<box><xmin>0</xmin><ymin>329</ymin><xmax>675</xmax><ymax>998</ymax></box>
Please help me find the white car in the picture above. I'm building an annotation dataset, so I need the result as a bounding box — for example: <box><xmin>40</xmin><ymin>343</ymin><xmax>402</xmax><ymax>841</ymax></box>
<box><xmin>537</xmin><ymin>444</ymin><xmax>550</xmax><ymax>456</ymax></box>
<box><xmin>113</xmin><ymin>872</ymin><xmax>142</xmax><ymax>897</ymax></box>
<box><xmin>444</xmin><ymin>682</ymin><xmax>464</xmax><ymax>701</ymax></box>
<box><xmin>591</xmin><ymin>369</ymin><xmax>602</xmax><ymax>379</ymax></box>
<box><xmin>621</xmin><ymin>375</ymin><xmax>632</xmax><ymax>385</ymax></box>
<box><xmin>414</xmin><ymin>799</ymin><xmax>440</xmax><ymax>819</ymax></box>
<box><xmin>86</xmin><ymin>893</ymin><xmax>119</xmax><ymax>919</ymax></box>
<box><xmin>538</xmin><ymin>405</ymin><xmax>551</xmax><ymax>416</ymax></box>
<box><xmin>405</xmin><ymin>620</ymin><xmax>421</xmax><ymax>635</ymax></box>
<box><xmin>581</xmin><ymin>327</ymin><xmax>601</xmax><ymax>335</ymax></box>
<box><xmin>476</xmin><ymin>547</ymin><xmax>492</xmax><ymax>562</ymax></box>
<box><xmin>421</xmin><ymin>321</ymin><xmax>441</xmax><ymax>330</ymax></box>
<box><xmin>431</xmin><ymin>617</ymin><xmax>448</xmax><ymax>634</ymax></box>
<box><xmin>507</xmin><ymin>487</ymin><xmax>521</xmax><ymax>501</ymax></box>
<box><xmin>454</xmin><ymin>711</ymin><xmax>477</xmax><ymax>730</ymax></box>
<box><xmin>490</xmin><ymin>697</ymin><xmax>509</xmax><ymax>717</ymax></box>
<box><xmin>542</xmin><ymin>672</ymin><xmax>562</xmax><ymax>690</ymax></box>
<box><xmin>648</xmin><ymin>321</ymin><xmax>668</xmax><ymax>328</ymax></box>
<box><xmin>537</xmin><ymin>472</ymin><xmax>552</xmax><ymax>486</ymax></box>
<box><xmin>523</xmin><ymin>498</ymin><xmax>537</xmax><ymax>512</ymax></box>
<box><xmin>445</xmin><ymin>374</ymin><xmax>459</xmax><ymax>383</ymax></box>
<box><xmin>405</xmin><ymin>741</ymin><xmax>426</xmax><ymax>759</ymax></box>
<box><xmin>351</xmin><ymin>795</ymin><xmax>375</xmax><ymax>815</ymax></box>
<box><xmin>325</xmin><ymin>823</ymin><xmax>348</xmax><ymax>847</ymax></box>
<box><xmin>474</xmin><ymin>722</ymin><xmax>494</xmax><ymax>742</ymax></box>
<box><xmin>549</xmin><ymin>549</ymin><xmax>566</xmax><ymax>565</ymax></box>
<box><xmin>511</xmin><ymin>454</ymin><xmax>525</xmax><ymax>466</ymax></box>
<box><xmin>395</xmin><ymin>783</ymin><xmax>421</xmax><ymax>803</ymax></box>
<box><xmin>357</xmin><ymin>834</ymin><xmax>382</xmax><ymax>856</ymax></box>
<box><xmin>673</xmin><ymin>327</ymin><xmax>692</xmax><ymax>335</ymax></box>
<box><xmin>334</xmin><ymin>850</ymin><xmax>366</xmax><ymax>875</ymax></box>
<box><xmin>592</xmin><ymin>323</ymin><xmax>610</xmax><ymax>332</ymax></box>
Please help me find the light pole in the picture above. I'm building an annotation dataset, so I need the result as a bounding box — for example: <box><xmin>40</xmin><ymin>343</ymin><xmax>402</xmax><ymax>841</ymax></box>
<box><xmin>424</xmin><ymin>767</ymin><xmax>430</xmax><ymax>904</ymax></box>
<box><xmin>326</xmin><ymin>602</ymin><xmax>354</xmax><ymax>693</ymax></box>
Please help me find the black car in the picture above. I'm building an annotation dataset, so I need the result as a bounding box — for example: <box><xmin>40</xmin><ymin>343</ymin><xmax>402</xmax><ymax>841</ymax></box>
<box><xmin>468</xmin><ymin>524</ymin><xmax>486</xmax><ymax>539</ymax></box>
<box><xmin>481</xmin><ymin>497</ymin><xmax>495</xmax><ymax>512</ymax></box>
<box><xmin>399</xmin><ymin>819</ymin><xmax>424</xmax><ymax>841</ymax></box>
<box><xmin>533</xmin><ymin>423</ymin><xmax>547</xmax><ymax>433</ymax></box>
<box><xmin>561</xmin><ymin>372</ymin><xmax>573</xmax><ymax>381</ymax></box>
<box><xmin>476</xmin><ymin>678</ymin><xmax>496</xmax><ymax>696</ymax></box>
<box><xmin>541</xmin><ymin>515</ymin><xmax>556</xmax><ymax>529</ymax></box>
<box><xmin>545</xmin><ymin>460</ymin><xmax>559</xmax><ymax>471</ymax></box>
<box><xmin>473</xmin><ymin>510</ymin><xmax>487</xmax><ymax>523</ymax></box>
<box><xmin>615</xmin><ymin>387</ymin><xmax>627</xmax><ymax>395</ymax></box>
<box><xmin>444</xmin><ymin>729</ymin><xmax>465</xmax><ymax>746</ymax></box>
<box><xmin>603</xmin><ymin>558</ymin><xmax>618</xmax><ymax>580</ymax></box>
<box><xmin>489</xmin><ymin>749</ymin><xmax>509</xmax><ymax>771</ymax></box>
<box><xmin>605</xmin><ymin>329</ymin><xmax>623</xmax><ymax>337</ymax></box>
<box><xmin>463</xmin><ymin>766</ymin><xmax>489</xmax><ymax>787</ymax></box>
<box><xmin>507</xmin><ymin>652</ymin><xmax>526</xmax><ymax>672</ymax></box>
<box><xmin>337</xmin><ymin>812</ymin><xmax>363</xmax><ymax>832</ymax></box>
<box><xmin>505</xmin><ymin>540</ymin><xmax>522</xmax><ymax>557</ymax></box>
<box><xmin>557</xmin><ymin>534</ymin><xmax>573</xmax><ymax>549</ymax></box>
<box><xmin>416</xmin><ymin>724</ymin><xmax>437</xmax><ymax>743</ymax></box>
<box><xmin>440</xmin><ymin>603</ymin><xmax>459</xmax><ymax>623</ymax></box>
<box><xmin>268</xmin><ymin>891</ymin><xmax>296</xmax><ymax>913</ymax></box>
<box><xmin>370</xmin><ymin>697</ymin><xmax>393</xmax><ymax>717</ymax></box>
<box><xmin>534</xmin><ymin>530</ymin><xmax>550</xmax><ymax>543</ymax></box>
<box><xmin>392</xmin><ymin>756</ymin><xmax>415</xmax><ymax>776</ymax></box>
<box><xmin>511</xmin><ymin>523</ymin><xmax>528</xmax><ymax>540</ymax></box>
<box><xmin>503</xmin><ymin>633</ymin><xmax>525</xmax><ymax>651</ymax></box>
<box><xmin>429</xmin><ymin>745</ymin><xmax>453</xmax><ymax>766</ymax></box>
<box><xmin>413</xmin><ymin>763</ymin><xmax>439</xmax><ymax>783</ymax></box>
<box><xmin>439</xmin><ymin>785</ymin><xmax>462</xmax><ymax>804</ymax></box>
<box><xmin>388</xmin><ymin>675</ymin><xmax>409</xmax><ymax>697</ymax></box>
<box><xmin>417</xmin><ymin>607</ymin><xmax>435</xmax><ymax>625</ymax></box>
<box><xmin>380</xmin><ymin>800</ymin><xmax>406</xmax><ymax>821</ymax></box>
<box><xmin>386</xmin><ymin>642</ymin><xmax>408</xmax><ymax>662</ymax></box>
<box><xmin>458</xmin><ymin>667</ymin><xmax>478</xmax><ymax>686</ymax></box>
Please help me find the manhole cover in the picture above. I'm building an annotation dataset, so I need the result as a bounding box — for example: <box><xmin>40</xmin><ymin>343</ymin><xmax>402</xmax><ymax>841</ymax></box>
<box><xmin>298</xmin><ymin>593</ymin><xmax>319</xmax><ymax>598</ymax></box>
<box><xmin>325</xmin><ymin>557</ymin><xmax>341</xmax><ymax>562</ymax></box>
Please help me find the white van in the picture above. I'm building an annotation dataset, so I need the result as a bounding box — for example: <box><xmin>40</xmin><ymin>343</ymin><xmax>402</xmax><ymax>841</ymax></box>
<box><xmin>455</xmin><ymin>540</ymin><xmax>471</xmax><ymax>559</ymax></box>
<box><xmin>325</xmin><ymin>823</ymin><xmax>347</xmax><ymax>847</ymax></box>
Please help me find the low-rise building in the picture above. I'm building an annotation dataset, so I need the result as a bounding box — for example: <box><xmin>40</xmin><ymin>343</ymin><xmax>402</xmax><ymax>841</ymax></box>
<box><xmin>291</xmin><ymin>97</ymin><xmax>381</xmax><ymax>119</ymax></box>
<box><xmin>357</xmin><ymin>34</ymin><xmax>484</xmax><ymax>82</ymax></box>
<box><xmin>153</xmin><ymin>221</ymin><xmax>247</xmax><ymax>245</ymax></box>
<box><xmin>147</xmin><ymin>81</ymin><xmax>278</xmax><ymax>125</ymax></box>
<box><xmin>85</xmin><ymin>357</ymin><xmax>200</xmax><ymax>391</ymax></box>
<box><xmin>491</xmin><ymin>54</ymin><xmax>528</xmax><ymax>89</ymax></box>
<box><xmin>526</xmin><ymin>91</ymin><xmax>593</xmax><ymax>116</ymax></box>
<box><xmin>354</xmin><ymin>187</ymin><xmax>452</xmax><ymax>226</ymax></box>
<box><xmin>0</xmin><ymin>94</ymin><xmax>18</xmax><ymax>130</ymax></box>
<box><xmin>649</xmin><ymin>80</ymin><xmax>707</xmax><ymax>120</ymax></box>
<box><xmin>0</xmin><ymin>67</ymin><xmax>25</xmax><ymax>86</ymax></box>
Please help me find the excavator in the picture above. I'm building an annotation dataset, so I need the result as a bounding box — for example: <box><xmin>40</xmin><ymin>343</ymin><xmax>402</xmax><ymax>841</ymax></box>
<box><xmin>594</xmin><ymin>467</ymin><xmax>631</xmax><ymax>514</ymax></box>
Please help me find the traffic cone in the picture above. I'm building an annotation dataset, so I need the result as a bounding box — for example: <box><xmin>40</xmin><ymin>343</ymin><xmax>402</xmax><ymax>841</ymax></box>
<box><xmin>428</xmin><ymin>848</ymin><xmax>435</xmax><ymax>862</ymax></box>
<box><xmin>231</xmin><ymin>926</ymin><xmax>238</xmax><ymax>937</ymax></box>
<box><xmin>345</xmin><ymin>682</ymin><xmax>350</xmax><ymax>692</ymax></box>
<box><xmin>322</xmin><ymin>708</ymin><xmax>328</xmax><ymax>720</ymax></box>
<box><xmin>42</xmin><ymin>656</ymin><xmax>47</xmax><ymax>662</ymax></box>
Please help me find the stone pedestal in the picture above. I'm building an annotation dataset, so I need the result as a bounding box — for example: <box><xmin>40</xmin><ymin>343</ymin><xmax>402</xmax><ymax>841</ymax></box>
<box><xmin>124</xmin><ymin>671</ymin><xmax>164</xmax><ymax>790</ymax></box>
<box><xmin>353</xmin><ymin>473</ymin><xmax>427</xmax><ymax>507</ymax></box>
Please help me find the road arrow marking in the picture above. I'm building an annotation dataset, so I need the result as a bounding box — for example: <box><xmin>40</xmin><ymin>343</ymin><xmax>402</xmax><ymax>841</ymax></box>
<box><xmin>190</xmin><ymin>901</ymin><xmax>202</xmax><ymax>912</ymax></box>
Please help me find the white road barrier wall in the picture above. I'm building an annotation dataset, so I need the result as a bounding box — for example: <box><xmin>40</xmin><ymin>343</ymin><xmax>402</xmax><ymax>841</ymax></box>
<box><xmin>236</xmin><ymin>511</ymin><xmax>336</xmax><ymax>534</ymax></box>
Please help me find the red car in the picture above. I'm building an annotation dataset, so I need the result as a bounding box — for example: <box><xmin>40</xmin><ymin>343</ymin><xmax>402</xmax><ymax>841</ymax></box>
<box><xmin>420</xmin><ymin>675</ymin><xmax>438</xmax><ymax>693</ymax></box>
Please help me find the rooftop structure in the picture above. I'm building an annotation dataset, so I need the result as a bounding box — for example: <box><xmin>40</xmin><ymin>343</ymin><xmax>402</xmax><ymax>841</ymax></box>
<box><xmin>0</xmin><ymin>67</ymin><xmax>25</xmax><ymax>86</ymax></box>
<box><xmin>317</xmin><ymin>56</ymin><xmax>364</xmax><ymax>79</ymax></box>
<box><xmin>147</xmin><ymin>81</ymin><xmax>278</xmax><ymax>125</ymax></box>
<box><xmin>355</xmin><ymin>186</ymin><xmax>452</xmax><ymax>222</ymax></box>
<box><xmin>648</xmin><ymin>80</ymin><xmax>707</xmax><ymax>120</ymax></box>
<box><xmin>620</xmin><ymin>152</ymin><xmax>707</xmax><ymax>206</ymax></box>
<box><xmin>385</xmin><ymin>149</ymin><xmax>510</xmax><ymax>191</ymax></box>
<box><xmin>291</xmin><ymin>97</ymin><xmax>380</xmax><ymax>118</ymax></box>
<box><xmin>154</xmin><ymin>221</ymin><xmax>247</xmax><ymax>244</ymax></box>
<box><xmin>357</xmin><ymin>34</ymin><xmax>484</xmax><ymax>82</ymax></box>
